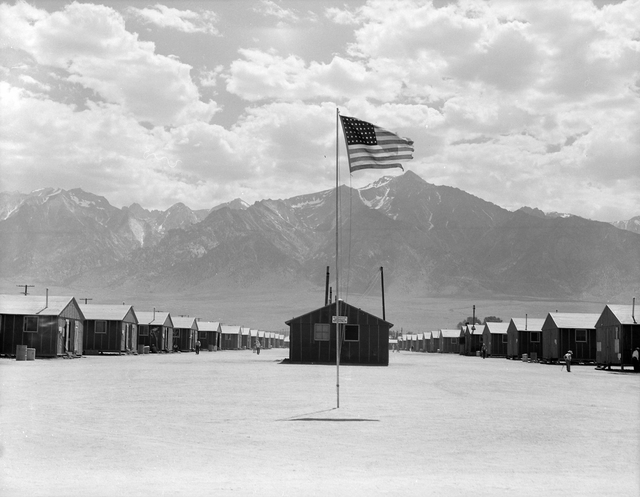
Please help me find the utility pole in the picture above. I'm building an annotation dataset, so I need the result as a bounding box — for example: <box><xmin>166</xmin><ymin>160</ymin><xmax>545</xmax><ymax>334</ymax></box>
<box><xmin>17</xmin><ymin>284</ymin><xmax>34</xmax><ymax>296</ymax></box>
<box><xmin>380</xmin><ymin>266</ymin><xmax>386</xmax><ymax>322</ymax></box>
<box><xmin>79</xmin><ymin>298</ymin><xmax>93</xmax><ymax>304</ymax></box>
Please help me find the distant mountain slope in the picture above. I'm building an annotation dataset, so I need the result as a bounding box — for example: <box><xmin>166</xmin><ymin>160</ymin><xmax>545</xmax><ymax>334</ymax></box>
<box><xmin>0</xmin><ymin>174</ymin><xmax>638</xmax><ymax>301</ymax></box>
<box><xmin>0</xmin><ymin>188</ymin><xmax>211</xmax><ymax>281</ymax></box>
<box><xmin>610</xmin><ymin>216</ymin><xmax>640</xmax><ymax>234</ymax></box>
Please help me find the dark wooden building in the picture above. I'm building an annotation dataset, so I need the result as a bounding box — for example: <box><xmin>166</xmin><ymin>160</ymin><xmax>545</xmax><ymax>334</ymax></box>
<box><xmin>483</xmin><ymin>322</ymin><xmax>509</xmax><ymax>357</ymax></box>
<box><xmin>197</xmin><ymin>320</ymin><xmax>221</xmax><ymax>351</ymax></box>
<box><xmin>439</xmin><ymin>329</ymin><xmax>460</xmax><ymax>353</ymax></box>
<box><xmin>542</xmin><ymin>312</ymin><xmax>599</xmax><ymax>364</ymax></box>
<box><xmin>0</xmin><ymin>294</ymin><xmax>85</xmax><ymax>358</ymax></box>
<box><xmin>220</xmin><ymin>325</ymin><xmax>241</xmax><ymax>350</ymax></box>
<box><xmin>81</xmin><ymin>304</ymin><xmax>138</xmax><ymax>354</ymax></box>
<box><xmin>172</xmin><ymin>316</ymin><xmax>197</xmax><ymax>352</ymax></box>
<box><xmin>463</xmin><ymin>323</ymin><xmax>483</xmax><ymax>356</ymax></box>
<box><xmin>240</xmin><ymin>327</ymin><xmax>250</xmax><ymax>349</ymax></box>
<box><xmin>506</xmin><ymin>317</ymin><xmax>545</xmax><ymax>360</ymax></box>
<box><xmin>595</xmin><ymin>304</ymin><xmax>640</xmax><ymax>368</ymax></box>
<box><xmin>286</xmin><ymin>301</ymin><xmax>391</xmax><ymax>366</ymax></box>
<box><xmin>136</xmin><ymin>311</ymin><xmax>174</xmax><ymax>353</ymax></box>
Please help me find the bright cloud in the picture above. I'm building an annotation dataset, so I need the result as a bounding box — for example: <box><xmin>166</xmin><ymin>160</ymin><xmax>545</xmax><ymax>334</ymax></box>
<box><xmin>254</xmin><ymin>0</ymin><xmax>300</xmax><ymax>24</ymax></box>
<box><xmin>0</xmin><ymin>0</ymin><xmax>638</xmax><ymax>222</ymax></box>
<box><xmin>128</xmin><ymin>4</ymin><xmax>220</xmax><ymax>35</ymax></box>
<box><xmin>1</xmin><ymin>2</ymin><xmax>219</xmax><ymax>126</ymax></box>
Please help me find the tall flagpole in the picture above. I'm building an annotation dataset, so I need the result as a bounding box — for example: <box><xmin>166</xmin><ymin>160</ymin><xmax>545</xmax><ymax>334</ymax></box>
<box><xmin>335</xmin><ymin>108</ymin><xmax>340</xmax><ymax>409</ymax></box>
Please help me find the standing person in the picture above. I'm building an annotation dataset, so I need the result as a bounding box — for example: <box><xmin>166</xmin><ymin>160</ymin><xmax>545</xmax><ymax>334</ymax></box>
<box><xmin>481</xmin><ymin>343</ymin><xmax>487</xmax><ymax>359</ymax></box>
<box><xmin>256</xmin><ymin>339</ymin><xmax>261</xmax><ymax>355</ymax></box>
<box><xmin>563</xmin><ymin>350</ymin><xmax>572</xmax><ymax>372</ymax></box>
<box><xmin>632</xmin><ymin>347</ymin><xmax>640</xmax><ymax>372</ymax></box>
<box><xmin>195</xmin><ymin>339</ymin><xmax>201</xmax><ymax>355</ymax></box>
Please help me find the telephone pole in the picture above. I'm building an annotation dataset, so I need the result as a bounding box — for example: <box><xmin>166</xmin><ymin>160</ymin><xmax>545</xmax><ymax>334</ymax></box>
<box><xmin>16</xmin><ymin>284</ymin><xmax>34</xmax><ymax>296</ymax></box>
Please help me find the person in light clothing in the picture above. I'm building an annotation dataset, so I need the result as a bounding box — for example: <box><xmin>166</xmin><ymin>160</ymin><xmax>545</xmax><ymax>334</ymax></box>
<box><xmin>632</xmin><ymin>347</ymin><xmax>639</xmax><ymax>372</ymax></box>
<box><xmin>563</xmin><ymin>350</ymin><xmax>572</xmax><ymax>372</ymax></box>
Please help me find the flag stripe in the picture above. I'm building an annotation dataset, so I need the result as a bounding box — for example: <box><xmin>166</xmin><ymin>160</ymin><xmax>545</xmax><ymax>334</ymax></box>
<box><xmin>340</xmin><ymin>115</ymin><xmax>414</xmax><ymax>173</ymax></box>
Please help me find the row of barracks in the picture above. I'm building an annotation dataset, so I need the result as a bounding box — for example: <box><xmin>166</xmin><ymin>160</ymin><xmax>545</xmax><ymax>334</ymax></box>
<box><xmin>395</xmin><ymin>304</ymin><xmax>639</xmax><ymax>368</ymax></box>
<box><xmin>0</xmin><ymin>293</ymin><xmax>286</xmax><ymax>358</ymax></box>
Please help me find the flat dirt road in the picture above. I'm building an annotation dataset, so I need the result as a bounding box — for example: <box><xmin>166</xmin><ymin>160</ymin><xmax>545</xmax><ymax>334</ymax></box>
<box><xmin>1</xmin><ymin>350</ymin><xmax>638</xmax><ymax>496</ymax></box>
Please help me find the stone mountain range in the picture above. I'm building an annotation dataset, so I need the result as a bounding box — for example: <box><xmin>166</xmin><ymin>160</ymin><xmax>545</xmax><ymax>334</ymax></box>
<box><xmin>1</xmin><ymin>171</ymin><xmax>638</xmax><ymax>301</ymax></box>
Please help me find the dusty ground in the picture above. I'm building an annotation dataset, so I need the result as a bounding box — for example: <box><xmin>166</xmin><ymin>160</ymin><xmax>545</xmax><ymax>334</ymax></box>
<box><xmin>1</xmin><ymin>349</ymin><xmax>638</xmax><ymax>497</ymax></box>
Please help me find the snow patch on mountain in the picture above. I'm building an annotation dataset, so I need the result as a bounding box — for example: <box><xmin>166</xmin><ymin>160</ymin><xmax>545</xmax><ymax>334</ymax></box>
<box><xmin>128</xmin><ymin>218</ymin><xmax>146</xmax><ymax>246</ymax></box>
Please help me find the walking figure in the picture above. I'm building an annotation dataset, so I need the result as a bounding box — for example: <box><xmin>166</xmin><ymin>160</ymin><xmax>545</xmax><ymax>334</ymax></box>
<box><xmin>481</xmin><ymin>343</ymin><xmax>487</xmax><ymax>359</ymax></box>
<box><xmin>563</xmin><ymin>350</ymin><xmax>572</xmax><ymax>372</ymax></box>
<box><xmin>632</xmin><ymin>347</ymin><xmax>639</xmax><ymax>373</ymax></box>
<box><xmin>195</xmin><ymin>340</ymin><xmax>201</xmax><ymax>354</ymax></box>
<box><xmin>256</xmin><ymin>339</ymin><xmax>261</xmax><ymax>355</ymax></box>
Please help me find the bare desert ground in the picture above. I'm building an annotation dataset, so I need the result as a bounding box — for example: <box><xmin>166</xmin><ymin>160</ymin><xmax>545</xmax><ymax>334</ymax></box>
<box><xmin>1</xmin><ymin>349</ymin><xmax>638</xmax><ymax>497</ymax></box>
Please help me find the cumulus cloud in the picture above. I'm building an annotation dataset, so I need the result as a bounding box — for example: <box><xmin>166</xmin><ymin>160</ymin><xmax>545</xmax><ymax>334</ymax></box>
<box><xmin>226</xmin><ymin>49</ymin><xmax>401</xmax><ymax>102</ymax></box>
<box><xmin>0</xmin><ymin>2</ymin><xmax>219</xmax><ymax>126</ymax></box>
<box><xmin>128</xmin><ymin>4</ymin><xmax>220</xmax><ymax>35</ymax></box>
<box><xmin>1</xmin><ymin>0</ymin><xmax>639</xmax><ymax>221</ymax></box>
<box><xmin>253</xmin><ymin>0</ymin><xmax>300</xmax><ymax>24</ymax></box>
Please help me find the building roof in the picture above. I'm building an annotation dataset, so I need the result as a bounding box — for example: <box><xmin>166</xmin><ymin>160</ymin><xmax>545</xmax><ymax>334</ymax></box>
<box><xmin>0</xmin><ymin>294</ymin><xmax>81</xmax><ymax>317</ymax></box>
<box><xmin>79</xmin><ymin>303</ymin><xmax>136</xmax><ymax>322</ymax></box>
<box><xmin>471</xmin><ymin>325</ymin><xmax>484</xmax><ymax>335</ymax></box>
<box><xmin>136</xmin><ymin>311</ymin><xmax>173</xmax><ymax>327</ymax></box>
<box><xmin>510</xmin><ymin>318</ymin><xmax>545</xmax><ymax>332</ymax></box>
<box><xmin>171</xmin><ymin>317</ymin><xmax>197</xmax><ymax>330</ymax></box>
<box><xmin>605</xmin><ymin>305</ymin><xmax>639</xmax><ymax>325</ymax></box>
<box><xmin>431</xmin><ymin>330</ymin><xmax>441</xmax><ymax>339</ymax></box>
<box><xmin>241</xmin><ymin>327</ymin><xmax>250</xmax><ymax>336</ymax></box>
<box><xmin>485</xmin><ymin>322</ymin><xmax>509</xmax><ymax>334</ymax></box>
<box><xmin>285</xmin><ymin>300</ymin><xmax>393</xmax><ymax>327</ymax></box>
<box><xmin>220</xmin><ymin>325</ymin><xmax>241</xmax><ymax>334</ymax></box>
<box><xmin>197</xmin><ymin>321</ymin><xmax>220</xmax><ymax>332</ymax></box>
<box><xmin>440</xmin><ymin>329</ymin><xmax>460</xmax><ymax>338</ymax></box>
<box><xmin>546</xmin><ymin>312</ymin><xmax>600</xmax><ymax>329</ymax></box>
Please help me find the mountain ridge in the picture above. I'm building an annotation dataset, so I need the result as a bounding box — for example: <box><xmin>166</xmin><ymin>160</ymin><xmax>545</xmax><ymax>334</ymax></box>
<box><xmin>0</xmin><ymin>173</ymin><xmax>638</xmax><ymax>302</ymax></box>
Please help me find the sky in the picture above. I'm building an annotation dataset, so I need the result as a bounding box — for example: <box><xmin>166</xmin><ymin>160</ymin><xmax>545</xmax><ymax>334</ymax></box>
<box><xmin>0</xmin><ymin>0</ymin><xmax>639</xmax><ymax>222</ymax></box>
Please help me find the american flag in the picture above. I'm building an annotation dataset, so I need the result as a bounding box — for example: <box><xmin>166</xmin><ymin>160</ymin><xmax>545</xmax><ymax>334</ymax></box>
<box><xmin>340</xmin><ymin>115</ymin><xmax>414</xmax><ymax>172</ymax></box>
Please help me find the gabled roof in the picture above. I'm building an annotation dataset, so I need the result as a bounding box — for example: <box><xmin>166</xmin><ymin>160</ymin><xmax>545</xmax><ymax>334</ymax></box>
<box><xmin>285</xmin><ymin>300</ymin><xmax>393</xmax><ymax>327</ymax></box>
<box><xmin>172</xmin><ymin>316</ymin><xmax>198</xmax><ymax>330</ymax></box>
<box><xmin>241</xmin><ymin>327</ymin><xmax>250</xmax><ymax>336</ymax></box>
<box><xmin>471</xmin><ymin>325</ymin><xmax>484</xmax><ymax>335</ymax></box>
<box><xmin>135</xmin><ymin>311</ymin><xmax>173</xmax><ymax>327</ymax></box>
<box><xmin>605</xmin><ymin>305</ymin><xmax>639</xmax><ymax>325</ymax></box>
<box><xmin>220</xmin><ymin>325</ymin><xmax>241</xmax><ymax>334</ymax></box>
<box><xmin>546</xmin><ymin>312</ymin><xmax>600</xmax><ymax>329</ymax></box>
<box><xmin>440</xmin><ymin>329</ymin><xmax>460</xmax><ymax>338</ymax></box>
<box><xmin>510</xmin><ymin>318</ymin><xmax>545</xmax><ymax>332</ymax></box>
<box><xmin>197</xmin><ymin>321</ymin><xmax>221</xmax><ymax>332</ymax></box>
<box><xmin>431</xmin><ymin>330</ymin><xmax>441</xmax><ymax>339</ymax></box>
<box><xmin>79</xmin><ymin>304</ymin><xmax>136</xmax><ymax>323</ymax></box>
<box><xmin>485</xmin><ymin>322</ymin><xmax>509</xmax><ymax>334</ymax></box>
<box><xmin>0</xmin><ymin>294</ymin><xmax>82</xmax><ymax>318</ymax></box>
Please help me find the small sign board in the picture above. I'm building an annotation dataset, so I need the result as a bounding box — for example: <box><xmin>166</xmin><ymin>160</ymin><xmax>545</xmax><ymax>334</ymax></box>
<box><xmin>332</xmin><ymin>316</ymin><xmax>348</xmax><ymax>324</ymax></box>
